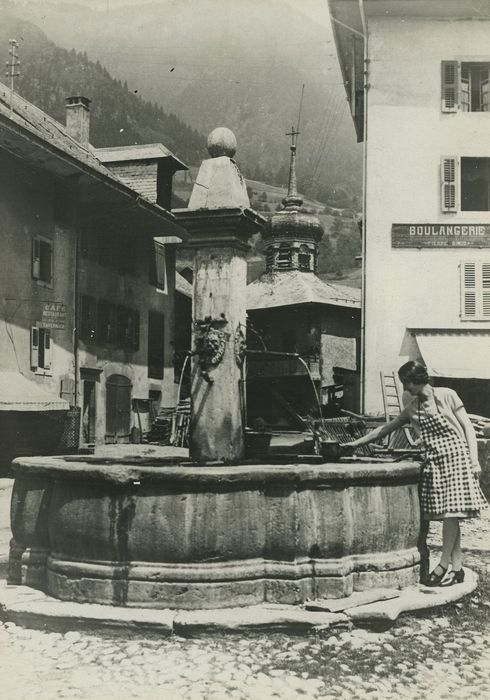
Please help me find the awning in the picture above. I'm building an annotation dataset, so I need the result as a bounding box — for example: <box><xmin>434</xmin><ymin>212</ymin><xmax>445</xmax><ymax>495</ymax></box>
<box><xmin>0</xmin><ymin>372</ymin><xmax>69</xmax><ymax>411</ymax></box>
<box><xmin>414</xmin><ymin>332</ymin><xmax>490</xmax><ymax>379</ymax></box>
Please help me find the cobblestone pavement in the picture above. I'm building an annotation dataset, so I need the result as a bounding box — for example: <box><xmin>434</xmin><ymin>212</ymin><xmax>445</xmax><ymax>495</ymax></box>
<box><xmin>1</xmin><ymin>489</ymin><xmax>489</xmax><ymax>699</ymax></box>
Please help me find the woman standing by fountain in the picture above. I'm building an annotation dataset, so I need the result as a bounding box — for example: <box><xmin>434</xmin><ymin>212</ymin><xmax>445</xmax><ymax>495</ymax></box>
<box><xmin>343</xmin><ymin>361</ymin><xmax>488</xmax><ymax>587</ymax></box>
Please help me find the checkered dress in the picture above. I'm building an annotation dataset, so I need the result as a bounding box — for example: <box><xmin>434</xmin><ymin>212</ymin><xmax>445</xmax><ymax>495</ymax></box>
<box><xmin>419</xmin><ymin>407</ymin><xmax>488</xmax><ymax>520</ymax></box>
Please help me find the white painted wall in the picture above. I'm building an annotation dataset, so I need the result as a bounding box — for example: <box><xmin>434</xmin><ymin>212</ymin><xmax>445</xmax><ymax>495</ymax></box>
<box><xmin>364</xmin><ymin>17</ymin><xmax>490</xmax><ymax>413</ymax></box>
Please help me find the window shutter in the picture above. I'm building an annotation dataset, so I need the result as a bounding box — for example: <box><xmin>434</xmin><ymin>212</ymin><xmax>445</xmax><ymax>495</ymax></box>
<box><xmin>155</xmin><ymin>242</ymin><xmax>166</xmax><ymax>290</ymax></box>
<box><xmin>481</xmin><ymin>70</ymin><xmax>490</xmax><ymax>112</ymax></box>
<box><xmin>32</xmin><ymin>238</ymin><xmax>41</xmax><ymax>279</ymax></box>
<box><xmin>441</xmin><ymin>157</ymin><xmax>459</xmax><ymax>212</ymax></box>
<box><xmin>441</xmin><ymin>61</ymin><xmax>459</xmax><ymax>112</ymax></box>
<box><xmin>43</xmin><ymin>329</ymin><xmax>51</xmax><ymax>370</ymax></box>
<box><xmin>30</xmin><ymin>327</ymin><xmax>39</xmax><ymax>369</ymax></box>
<box><xmin>482</xmin><ymin>262</ymin><xmax>490</xmax><ymax>318</ymax></box>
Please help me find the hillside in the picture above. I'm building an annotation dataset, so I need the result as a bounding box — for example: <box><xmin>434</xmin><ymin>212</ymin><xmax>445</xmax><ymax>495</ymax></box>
<box><xmin>7</xmin><ymin>0</ymin><xmax>363</xmax><ymax>203</ymax></box>
<box><xmin>0</xmin><ymin>9</ymin><xmax>206</xmax><ymax>161</ymax></box>
<box><xmin>0</xmin><ymin>0</ymin><xmax>362</xmax><ymax>280</ymax></box>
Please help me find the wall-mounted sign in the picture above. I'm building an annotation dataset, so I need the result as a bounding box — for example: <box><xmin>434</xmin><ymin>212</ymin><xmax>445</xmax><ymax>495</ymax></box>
<box><xmin>41</xmin><ymin>302</ymin><xmax>66</xmax><ymax>330</ymax></box>
<box><xmin>392</xmin><ymin>224</ymin><xmax>490</xmax><ymax>248</ymax></box>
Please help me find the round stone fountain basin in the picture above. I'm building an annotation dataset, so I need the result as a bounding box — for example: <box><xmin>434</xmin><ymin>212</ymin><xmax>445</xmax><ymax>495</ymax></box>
<box><xmin>9</xmin><ymin>456</ymin><xmax>422</xmax><ymax>609</ymax></box>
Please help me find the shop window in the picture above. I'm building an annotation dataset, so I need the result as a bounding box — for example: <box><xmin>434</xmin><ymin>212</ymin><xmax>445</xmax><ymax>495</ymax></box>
<box><xmin>148</xmin><ymin>311</ymin><xmax>165</xmax><ymax>379</ymax></box>
<box><xmin>31</xmin><ymin>327</ymin><xmax>51</xmax><ymax>372</ymax></box>
<box><xmin>32</xmin><ymin>236</ymin><xmax>53</xmax><ymax>286</ymax></box>
<box><xmin>441</xmin><ymin>157</ymin><xmax>490</xmax><ymax>211</ymax></box>
<box><xmin>80</xmin><ymin>295</ymin><xmax>97</xmax><ymax>343</ymax></box>
<box><xmin>442</xmin><ymin>61</ymin><xmax>490</xmax><ymax>112</ymax></box>
<box><xmin>461</xmin><ymin>261</ymin><xmax>490</xmax><ymax>320</ymax></box>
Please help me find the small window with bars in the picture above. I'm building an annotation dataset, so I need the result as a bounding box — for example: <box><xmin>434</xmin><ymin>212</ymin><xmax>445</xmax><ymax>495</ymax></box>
<box><xmin>461</xmin><ymin>261</ymin><xmax>490</xmax><ymax>320</ymax></box>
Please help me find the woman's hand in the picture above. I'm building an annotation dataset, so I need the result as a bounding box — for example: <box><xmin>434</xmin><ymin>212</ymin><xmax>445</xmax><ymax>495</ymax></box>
<box><xmin>341</xmin><ymin>441</ymin><xmax>358</xmax><ymax>455</ymax></box>
<box><xmin>472</xmin><ymin>461</ymin><xmax>482</xmax><ymax>475</ymax></box>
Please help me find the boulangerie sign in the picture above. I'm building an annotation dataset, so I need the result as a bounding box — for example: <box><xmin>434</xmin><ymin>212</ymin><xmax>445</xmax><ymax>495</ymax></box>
<box><xmin>391</xmin><ymin>223</ymin><xmax>490</xmax><ymax>248</ymax></box>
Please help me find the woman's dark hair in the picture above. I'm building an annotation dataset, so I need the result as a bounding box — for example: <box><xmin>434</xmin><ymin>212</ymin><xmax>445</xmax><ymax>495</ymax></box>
<box><xmin>398</xmin><ymin>361</ymin><xmax>430</xmax><ymax>386</ymax></box>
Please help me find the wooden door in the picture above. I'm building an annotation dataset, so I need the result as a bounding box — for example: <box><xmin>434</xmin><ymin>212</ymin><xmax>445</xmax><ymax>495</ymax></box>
<box><xmin>105</xmin><ymin>374</ymin><xmax>132</xmax><ymax>443</ymax></box>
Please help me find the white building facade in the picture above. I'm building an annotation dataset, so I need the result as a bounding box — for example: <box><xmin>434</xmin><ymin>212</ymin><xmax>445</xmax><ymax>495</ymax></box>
<box><xmin>329</xmin><ymin>0</ymin><xmax>490</xmax><ymax>415</ymax></box>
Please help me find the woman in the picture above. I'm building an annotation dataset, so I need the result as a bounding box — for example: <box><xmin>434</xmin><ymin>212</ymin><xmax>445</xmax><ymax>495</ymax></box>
<box><xmin>343</xmin><ymin>361</ymin><xmax>488</xmax><ymax>587</ymax></box>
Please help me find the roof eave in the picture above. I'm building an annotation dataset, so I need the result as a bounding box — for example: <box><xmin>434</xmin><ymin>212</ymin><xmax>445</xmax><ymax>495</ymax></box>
<box><xmin>0</xmin><ymin>113</ymin><xmax>188</xmax><ymax>240</ymax></box>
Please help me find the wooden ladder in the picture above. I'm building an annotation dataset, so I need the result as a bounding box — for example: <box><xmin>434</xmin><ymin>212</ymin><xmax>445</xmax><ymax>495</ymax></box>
<box><xmin>380</xmin><ymin>370</ymin><xmax>418</xmax><ymax>449</ymax></box>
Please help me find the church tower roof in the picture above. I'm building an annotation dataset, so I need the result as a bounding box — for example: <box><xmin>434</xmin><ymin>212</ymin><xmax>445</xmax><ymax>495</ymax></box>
<box><xmin>262</xmin><ymin>128</ymin><xmax>323</xmax><ymax>273</ymax></box>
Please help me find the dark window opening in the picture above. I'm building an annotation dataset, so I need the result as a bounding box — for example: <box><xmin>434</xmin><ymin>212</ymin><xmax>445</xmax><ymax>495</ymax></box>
<box><xmin>461</xmin><ymin>158</ymin><xmax>490</xmax><ymax>211</ymax></box>
<box><xmin>80</xmin><ymin>295</ymin><xmax>97</xmax><ymax>343</ymax></box>
<box><xmin>298</xmin><ymin>245</ymin><xmax>312</xmax><ymax>271</ymax></box>
<box><xmin>148</xmin><ymin>311</ymin><xmax>165</xmax><ymax>379</ymax></box>
<box><xmin>461</xmin><ymin>64</ymin><xmax>490</xmax><ymax>112</ymax></box>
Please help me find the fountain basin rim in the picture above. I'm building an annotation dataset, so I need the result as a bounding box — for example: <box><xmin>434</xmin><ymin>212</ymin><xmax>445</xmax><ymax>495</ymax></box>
<box><xmin>11</xmin><ymin>455</ymin><xmax>421</xmax><ymax>486</ymax></box>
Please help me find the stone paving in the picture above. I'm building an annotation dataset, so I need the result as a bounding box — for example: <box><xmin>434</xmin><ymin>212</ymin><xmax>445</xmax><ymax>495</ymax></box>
<box><xmin>0</xmin><ymin>482</ymin><xmax>489</xmax><ymax>699</ymax></box>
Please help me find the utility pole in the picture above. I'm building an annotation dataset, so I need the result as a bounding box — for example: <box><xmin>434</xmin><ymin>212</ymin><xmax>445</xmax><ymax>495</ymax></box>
<box><xmin>5</xmin><ymin>39</ymin><xmax>20</xmax><ymax>110</ymax></box>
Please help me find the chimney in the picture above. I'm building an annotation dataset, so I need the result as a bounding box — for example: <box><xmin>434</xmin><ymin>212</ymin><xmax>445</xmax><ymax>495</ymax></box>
<box><xmin>65</xmin><ymin>96</ymin><xmax>91</xmax><ymax>145</ymax></box>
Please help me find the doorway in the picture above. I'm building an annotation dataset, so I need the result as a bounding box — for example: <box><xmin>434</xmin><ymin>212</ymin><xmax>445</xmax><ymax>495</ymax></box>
<box><xmin>82</xmin><ymin>380</ymin><xmax>96</xmax><ymax>444</ymax></box>
<box><xmin>105</xmin><ymin>374</ymin><xmax>132</xmax><ymax>443</ymax></box>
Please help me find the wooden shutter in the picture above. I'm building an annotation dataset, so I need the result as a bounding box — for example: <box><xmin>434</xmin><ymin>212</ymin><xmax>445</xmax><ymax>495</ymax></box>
<box><xmin>43</xmin><ymin>329</ymin><xmax>51</xmax><ymax>370</ymax></box>
<box><xmin>482</xmin><ymin>262</ymin><xmax>490</xmax><ymax>318</ymax></box>
<box><xmin>461</xmin><ymin>73</ymin><xmax>470</xmax><ymax>112</ymax></box>
<box><xmin>155</xmin><ymin>242</ymin><xmax>166</xmax><ymax>290</ymax></box>
<box><xmin>481</xmin><ymin>69</ymin><xmax>490</xmax><ymax>112</ymax></box>
<box><xmin>30</xmin><ymin>327</ymin><xmax>39</xmax><ymax>369</ymax></box>
<box><xmin>441</xmin><ymin>157</ymin><xmax>459</xmax><ymax>212</ymax></box>
<box><xmin>461</xmin><ymin>262</ymin><xmax>477</xmax><ymax>319</ymax></box>
<box><xmin>441</xmin><ymin>61</ymin><xmax>459</xmax><ymax>112</ymax></box>
<box><xmin>461</xmin><ymin>262</ymin><xmax>490</xmax><ymax>319</ymax></box>
<box><xmin>32</xmin><ymin>238</ymin><xmax>41</xmax><ymax>279</ymax></box>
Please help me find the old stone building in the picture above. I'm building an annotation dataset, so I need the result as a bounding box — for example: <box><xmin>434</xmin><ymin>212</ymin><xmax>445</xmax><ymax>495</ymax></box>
<box><xmin>0</xmin><ymin>85</ymin><xmax>187</xmax><ymax>459</ymax></box>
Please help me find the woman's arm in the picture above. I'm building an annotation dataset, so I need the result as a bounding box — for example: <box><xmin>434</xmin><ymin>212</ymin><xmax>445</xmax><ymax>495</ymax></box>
<box><xmin>454</xmin><ymin>405</ymin><xmax>480</xmax><ymax>471</ymax></box>
<box><xmin>343</xmin><ymin>411</ymin><xmax>410</xmax><ymax>449</ymax></box>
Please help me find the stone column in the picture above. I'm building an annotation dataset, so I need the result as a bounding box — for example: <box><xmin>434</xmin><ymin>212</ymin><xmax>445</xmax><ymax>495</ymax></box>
<box><xmin>174</xmin><ymin>129</ymin><xmax>264</xmax><ymax>462</ymax></box>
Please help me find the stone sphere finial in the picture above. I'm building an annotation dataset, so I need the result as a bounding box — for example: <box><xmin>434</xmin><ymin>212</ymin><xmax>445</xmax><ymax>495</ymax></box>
<box><xmin>207</xmin><ymin>127</ymin><xmax>237</xmax><ymax>158</ymax></box>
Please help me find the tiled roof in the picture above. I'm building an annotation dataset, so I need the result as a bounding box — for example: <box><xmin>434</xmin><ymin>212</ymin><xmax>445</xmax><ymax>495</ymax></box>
<box><xmin>0</xmin><ymin>82</ymin><xmax>185</xmax><ymax>235</ymax></box>
<box><xmin>97</xmin><ymin>143</ymin><xmax>187</xmax><ymax>170</ymax></box>
<box><xmin>247</xmin><ymin>270</ymin><xmax>361</xmax><ymax>310</ymax></box>
<box><xmin>0</xmin><ymin>83</ymin><xmax>116</xmax><ymax>179</ymax></box>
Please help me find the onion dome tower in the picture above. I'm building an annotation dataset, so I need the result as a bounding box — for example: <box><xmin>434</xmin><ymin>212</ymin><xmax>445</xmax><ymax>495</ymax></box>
<box><xmin>262</xmin><ymin>128</ymin><xmax>324</xmax><ymax>273</ymax></box>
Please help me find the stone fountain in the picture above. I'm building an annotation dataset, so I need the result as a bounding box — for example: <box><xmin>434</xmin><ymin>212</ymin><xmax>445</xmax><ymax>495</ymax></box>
<box><xmin>8</xmin><ymin>130</ymin><xmax>422</xmax><ymax>610</ymax></box>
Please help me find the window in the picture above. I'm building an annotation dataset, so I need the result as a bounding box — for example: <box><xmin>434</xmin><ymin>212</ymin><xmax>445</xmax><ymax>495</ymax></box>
<box><xmin>80</xmin><ymin>295</ymin><xmax>97</xmax><ymax>343</ymax></box>
<box><xmin>32</xmin><ymin>236</ymin><xmax>53</xmax><ymax>286</ymax></box>
<box><xmin>441</xmin><ymin>157</ymin><xmax>490</xmax><ymax>212</ymax></box>
<box><xmin>461</xmin><ymin>262</ymin><xmax>490</xmax><ymax>320</ymax></box>
<box><xmin>298</xmin><ymin>245</ymin><xmax>312</xmax><ymax>271</ymax></box>
<box><xmin>96</xmin><ymin>299</ymin><xmax>117</xmax><ymax>344</ymax></box>
<box><xmin>148</xmin><ymin>311</ymin><xmax>165</xmax><ymax>379</ymax></box>
<box><xmin>462</xmin><ymin>158</ymin><xmax>490</xmax><ymax>211</ymax></box>
<box><xmin>149</xmin><ymin>241</ymin><xmax>166</xmax><ymax>290</ymax></box>
<box><xmin>442</xmin><ymin>61</ymin><xmax>490</xmax><ymax>113</ymax></box>
<box><xmin>116</xmin><ymin>306</ymin><xmax>140</xmax><ymax>351</ymax></box>
<box><xmin>31</xmin><ymin>327</ymin><xmax>51</xmax><ymax>372</ymax></box>
<box><xmin>276</xmin><ymin>244</ymin><xmax>292</xmax><ymax>269</ymax></box>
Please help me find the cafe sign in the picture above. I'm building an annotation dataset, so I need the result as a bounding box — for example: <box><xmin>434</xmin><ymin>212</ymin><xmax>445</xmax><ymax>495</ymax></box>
<box><xmin>41</xmin><ymin>302</ymin><xmax>66</xmax><ymax>330</ymax></box>
<box><xmin>392</xmin><ymin>223</ymin><xmax>490</xmax><ymax>248</ymax></box>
